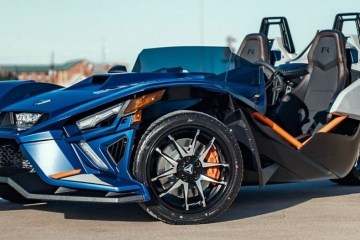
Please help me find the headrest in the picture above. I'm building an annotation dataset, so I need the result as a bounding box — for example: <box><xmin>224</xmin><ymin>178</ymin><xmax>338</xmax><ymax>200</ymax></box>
<box><xmin>237</xmin><ymin>33</ymin><xmax>270</xmax><ymax>63</ymax></box>
<box><xmin>308</xmin><ymin>30</ymin><xmax>346</xmax><ymax>70</ymax></box>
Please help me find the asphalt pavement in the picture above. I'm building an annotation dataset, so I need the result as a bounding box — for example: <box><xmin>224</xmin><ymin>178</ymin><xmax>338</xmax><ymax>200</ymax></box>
<box><xmin>0</xmin><ymin>180</ymin><xmax>359</xmax><ymax>240</ymax></box>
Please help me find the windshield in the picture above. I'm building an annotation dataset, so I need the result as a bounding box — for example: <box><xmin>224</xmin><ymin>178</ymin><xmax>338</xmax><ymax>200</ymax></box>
<box><xmin>132</xmin><ymin>46</ymin><xmax>236</xmax><ymax>74</ymax></box>
<box><xmin>131</xmin><ymin>46</ymin><xmax>265</xmax><ymax>113</ymax></box>
<box><xmin>132</xmin><ymin>46</ymin><xmax>259</xmax><ymax>85</ymax></box>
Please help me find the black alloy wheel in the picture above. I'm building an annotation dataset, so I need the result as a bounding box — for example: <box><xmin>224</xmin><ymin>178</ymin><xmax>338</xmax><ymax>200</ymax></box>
<box><xmin>133</xmin><ymin>110</ymin><xmax>243</xmax><ymax>224</ymax></box>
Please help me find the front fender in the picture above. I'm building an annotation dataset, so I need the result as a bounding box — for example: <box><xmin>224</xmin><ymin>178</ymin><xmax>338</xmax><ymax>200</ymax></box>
<box><xmin>0</xmin><ymin>80</ymin><xmax>62</xmax><ymax>108</ymax></box>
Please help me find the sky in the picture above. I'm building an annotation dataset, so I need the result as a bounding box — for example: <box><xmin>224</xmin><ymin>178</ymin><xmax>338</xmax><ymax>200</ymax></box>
<box><xmin>0</xmin><ymin>0</ymin><xmax>359</xmax><ymax>68</ymax></box>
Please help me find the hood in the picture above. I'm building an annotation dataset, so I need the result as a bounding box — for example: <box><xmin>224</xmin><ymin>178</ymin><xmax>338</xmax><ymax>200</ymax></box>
<box><xmin>3</xmin><ymin>70</ymin><xmax>260</xmax><ymax>118</ymax></box>
<box><xmin>3</xmin><ymin>72</ymin><xmax>215</xmax><ymax>116</ymax></box>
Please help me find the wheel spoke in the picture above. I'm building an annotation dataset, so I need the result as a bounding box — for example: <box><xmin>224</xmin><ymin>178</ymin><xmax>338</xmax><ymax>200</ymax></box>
<box><xmin>183</xmin><ymin>182</ymin><xmax>190</xmax><ymax>210</ymax></box>
<box><xmin>198</xmin><ymin>137</ymin><xmax>215</xmax><ymax>163</ymax></box>
<box><xmin>155</xmin><ymin>148</ymin><xmax>178</xmax><ymax>167</ymax></box>
<box><xmin>159</xmin><ymin>179</ymin><xmax>184</xmax><ymax>198</ymax></box>
<box><xmin>167</xmin><ymin>135</ymin><xmax>189</xmax><ymax>158</ymax></box>
<box><xmin>195</xmin><ymin>178</ymin><xmax>206</xmax><ymax>207</ymax></box>
<box><xmin>155</xmin><ymin>128</ymin><xmax>227</xmax><ymax>211</ymax></box>
<box><xmin>202</xmin><ymin>162</ymin><xmax>229</xmax><ymax>168</ymax></box>
<box><xmin>199</xmin><ymin>174</ymin><xmax>226</xmax><ymax>185</ymax></box>
<box><xmin>157</xmin><ymin>178</ymin><xmax>191</xmax><ymax>211</ymax></box>
<box><xmin>188</xmin><ymin>129</ymin><xmax>200</xmax><ymax>155</ymax></box>
<box><xmin>151</xmin><ymin>168</ymin><xmax>177</xmax><ymax>182</ymax></box>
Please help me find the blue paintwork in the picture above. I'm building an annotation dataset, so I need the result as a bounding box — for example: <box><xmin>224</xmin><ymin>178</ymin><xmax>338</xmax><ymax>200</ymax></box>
<box><xmin>0</xmin><ymin>80</ymin><xmax>62</xmax><ymax>109</ymax></box>
<box><xmin>3</xmin><ymin>72</ymin><xmax>262</xmax><ymax>116</ymax></box>
<box><xmin>0</xmin><ymin>48</ymin><xmax>266</xmax><ymax>202</ymax></box>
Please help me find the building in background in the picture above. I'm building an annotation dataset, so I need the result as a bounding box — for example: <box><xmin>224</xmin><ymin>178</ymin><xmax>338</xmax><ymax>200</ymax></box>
<box><xmin>0</xmin><ymin>59</ymin><xmax>94</xmax><ymax>86</ymax></box>
<box><xmin>92</xmin><ymin>62</ymin><xmax>129</xmax><ymax>74</ymax></box>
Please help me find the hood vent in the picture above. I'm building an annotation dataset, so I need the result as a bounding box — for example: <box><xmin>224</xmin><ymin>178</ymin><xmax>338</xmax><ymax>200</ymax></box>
<box><xmin>92</xmin><ymin>75</ymin><xmax>110</xmax><ymax>84</ymax></box>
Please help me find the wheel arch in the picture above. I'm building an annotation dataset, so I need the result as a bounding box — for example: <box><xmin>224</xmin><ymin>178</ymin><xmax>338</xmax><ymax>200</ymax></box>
<box><xmin>138</xmin><ymin>86</ymin><xmax>264</xmax><ymax>187</ymax></box>
<box><xmin>141</xmin><ymin>86</ymin><xmax>233</xmax><ymax>123</ymax></box>
<box><xmin>141</xmin><ymin>85</ymin><xmax>261</xmax><ymax>121</ymax></box>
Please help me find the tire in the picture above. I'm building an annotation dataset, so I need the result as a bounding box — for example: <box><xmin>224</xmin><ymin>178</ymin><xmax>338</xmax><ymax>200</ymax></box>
<box><xmin>133</xmin><ymin>110</ymin><xmax>243</xmax><ymax>224</ymax></box>
<box><xmin>0</xmin><ymin>183</ymin><xmax>38</xmax><ymax>204</ymax></box>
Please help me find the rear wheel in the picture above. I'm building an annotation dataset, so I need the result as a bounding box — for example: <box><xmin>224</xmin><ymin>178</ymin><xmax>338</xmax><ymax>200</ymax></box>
<box><xmin>133</xmin><ymin>110</ymin><xmax>243</xmax><ymax>224</ymax></box>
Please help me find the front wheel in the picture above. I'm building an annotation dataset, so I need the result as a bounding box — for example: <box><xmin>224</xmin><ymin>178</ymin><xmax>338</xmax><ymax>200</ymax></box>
<box><xmin>133</xmin><ymin>111</ymin><xmax>243</xmax><ymax>224</ymax></box>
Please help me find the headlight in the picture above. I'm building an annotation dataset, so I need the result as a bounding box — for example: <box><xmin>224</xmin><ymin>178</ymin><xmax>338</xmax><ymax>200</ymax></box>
<box><xmin>76</xmin><ymin>90</ymin><xmax>165</xmax><ymax>131</ymax></box>
<box><xmin>15</xmin><ymin>112</ymin><xmax>43</xmax><ymax>131</ymax></box>
<box><xmin>76</xmin><ymin>103</ymin><xmax>124</xmax><ymax>130</ymax></box>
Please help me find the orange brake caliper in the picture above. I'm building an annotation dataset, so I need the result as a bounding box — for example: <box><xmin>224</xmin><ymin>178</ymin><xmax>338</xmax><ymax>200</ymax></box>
<box><xmin>205</xmin><ymin>147</ymin><xmax>220</xmax><ymax>180</ymax></box>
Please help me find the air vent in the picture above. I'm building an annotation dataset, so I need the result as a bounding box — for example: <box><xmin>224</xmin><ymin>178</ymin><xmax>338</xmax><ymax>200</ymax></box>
<box><xmin>0</xmin><ymin>139</ymin><xmax>32</xmax><ymax>170</ymax></box>
<box><xmin>108</xmin><ymin>138</ymin><xmax>127</xmax><ymax>164</ymax></box>
<box><xmin>92</xmin><ymin>75</ymin><xmax>110</xmax><ymax>84</ymax></box>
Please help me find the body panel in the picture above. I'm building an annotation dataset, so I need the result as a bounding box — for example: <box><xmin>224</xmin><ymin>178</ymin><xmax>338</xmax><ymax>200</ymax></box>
<box><xmin>330</xmin><ymin>78</ymin><xmax>360</xmax><ymax>120</ymax></box>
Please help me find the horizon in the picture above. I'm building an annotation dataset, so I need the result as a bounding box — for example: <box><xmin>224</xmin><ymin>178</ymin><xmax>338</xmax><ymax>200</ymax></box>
<box><xmin>0</xmin><ymin>0</ymin><xmax>359</xmax><ymax>68</ymax></box>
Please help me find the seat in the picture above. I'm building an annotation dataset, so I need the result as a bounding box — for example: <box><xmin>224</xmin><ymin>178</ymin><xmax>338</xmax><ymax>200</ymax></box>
<box><xmin>275</xmin><ymin>30</ymin><xmax>349</xmax><ymax>136</ymax></box>
<box><xmin>237</xmin><ymin>33</ymin><xmax>271</xmax><ymax>64</ymax></box>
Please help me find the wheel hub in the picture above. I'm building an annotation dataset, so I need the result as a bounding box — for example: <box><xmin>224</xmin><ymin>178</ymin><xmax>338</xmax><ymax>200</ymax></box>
<box><xmin>177</xmin><ymin>156</ymin><xmax>201</xmax><ymax>182</ymax></box>
<box><xmin>183</xmin><ymin>164</ymin><xmax>193</xmax><ymax>175</ymax></box>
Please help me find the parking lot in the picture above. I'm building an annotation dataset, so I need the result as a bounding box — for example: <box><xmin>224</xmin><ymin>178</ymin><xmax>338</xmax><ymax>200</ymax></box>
<box><xmin>0</xmin><ymin>180</ymin><xmax>359</xmax><ymax>240</ymax></box>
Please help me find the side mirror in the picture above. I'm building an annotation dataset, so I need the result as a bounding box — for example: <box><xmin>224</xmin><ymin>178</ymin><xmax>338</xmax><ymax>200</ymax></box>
<box><xmin>108</xmin><ymin>65</ymin><xmax>127</xmax><ymax>73</ymax></box>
